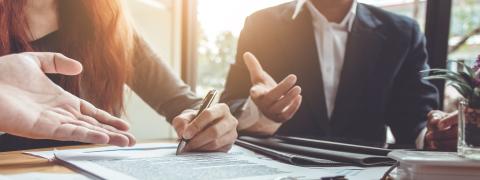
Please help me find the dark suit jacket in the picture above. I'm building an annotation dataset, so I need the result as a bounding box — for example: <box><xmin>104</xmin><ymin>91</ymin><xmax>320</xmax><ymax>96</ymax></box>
<box><xmin>221</xmin><ymin>2</ymin><xmax>439</xmax><ymax>146</ymax></box>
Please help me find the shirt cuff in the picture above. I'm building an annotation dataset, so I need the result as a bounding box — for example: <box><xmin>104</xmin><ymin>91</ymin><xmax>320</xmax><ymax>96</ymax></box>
<box><xmin>237</xmin><ymin>97</ymin><xmax>274</xmax><ymax>130</ymax></box>
<box><xmin>415</xmin><ymin>127</ymin><xmax>427</xmax><ymax>149</ymax></box>
<box><xmin>239</xmin><ymin>97</ymin><xmax>259</xmax><ymax>117</ymax></box>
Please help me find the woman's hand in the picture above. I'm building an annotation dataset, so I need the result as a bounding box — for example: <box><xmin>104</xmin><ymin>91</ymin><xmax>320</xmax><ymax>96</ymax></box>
<box><xmin>0</xmin><ymin>52</ymin><xmax>136</xmax><ymax>147</ymax></box>
<box><xmin>172</xmin><ymin>104</ymin><xmax>238</xmax><ymax>152</ymax></box>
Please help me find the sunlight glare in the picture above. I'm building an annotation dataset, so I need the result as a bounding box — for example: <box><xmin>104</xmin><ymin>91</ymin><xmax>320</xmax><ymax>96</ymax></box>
<box><xmin>198</xmin><ymin>0</ymin><xmax>291</xmax><ymax>39</ymax></box>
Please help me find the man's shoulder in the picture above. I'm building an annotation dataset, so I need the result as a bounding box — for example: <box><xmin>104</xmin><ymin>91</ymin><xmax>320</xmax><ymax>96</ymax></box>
<box><xmin>247</xmin><ymin>1</ymin><xmax>294</xmax><ymax>23</ymax></box>
<box><xmin>246</xmin><ymin>2</ymin><xmax>420</xmax><ymax>31</ymax></box>
<box><xmin>360</xmin><ymin>3</ymin><xmax>419</xmax><ymax>32</ymax></box>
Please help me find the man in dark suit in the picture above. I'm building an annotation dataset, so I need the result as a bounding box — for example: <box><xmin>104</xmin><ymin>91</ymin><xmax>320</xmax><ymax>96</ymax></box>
<box><xmin>221</xmin><ymin>0</ymin><xmax>440</xmax><ymax>148</ymax></box>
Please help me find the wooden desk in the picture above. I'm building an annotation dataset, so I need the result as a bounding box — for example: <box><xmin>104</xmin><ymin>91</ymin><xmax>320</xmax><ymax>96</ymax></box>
<box><xmin>0</xmin><ymin>140</ymin><xmax>174</xmax><ymax>174</ymax></box>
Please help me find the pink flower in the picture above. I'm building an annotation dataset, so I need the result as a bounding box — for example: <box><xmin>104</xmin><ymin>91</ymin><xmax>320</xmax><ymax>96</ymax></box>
<box><xmin>475</xmin><ymin>69</ymin><xmax>480</xmax><ymax>86</ymax></box>
<box><xmin>474</xmin><ymin>54</ymin><xmax>480</xmax><ymax>71</ymax></box>
<box><xmin>475</xmin><ymin>54</ymin><xmax>480</xmax><ymax>86</ymax></box>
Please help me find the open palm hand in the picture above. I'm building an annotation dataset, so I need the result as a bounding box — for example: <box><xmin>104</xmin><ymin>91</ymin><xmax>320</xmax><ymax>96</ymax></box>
<box><xmin>0</xmin><ymin>53</ymin><xmax>135</xmax><ymax>146</ymax></box>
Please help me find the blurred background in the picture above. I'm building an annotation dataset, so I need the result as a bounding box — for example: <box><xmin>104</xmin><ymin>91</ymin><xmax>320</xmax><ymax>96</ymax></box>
<box><xmin>122</xmin><ymin>0</ymin><xmax>480</xmax><ymax>140</ymax></box>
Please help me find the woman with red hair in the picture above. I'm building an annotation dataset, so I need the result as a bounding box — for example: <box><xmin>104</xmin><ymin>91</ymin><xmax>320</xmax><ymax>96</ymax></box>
<box><xmin>0</xmin><ymin>0</ymin><xmax>238</xmax><ymax>152</ymax></box>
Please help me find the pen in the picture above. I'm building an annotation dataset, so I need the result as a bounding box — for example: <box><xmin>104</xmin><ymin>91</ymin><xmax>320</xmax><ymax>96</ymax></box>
<box><xmin>176</xmin><ymin>89</ymin><xmax>218</xmax><ymax>155</ymax></box>
<box><xmin>321</xmin><ymin>175</ymin><xmax>347</xmax><ymax>180</ymax></box>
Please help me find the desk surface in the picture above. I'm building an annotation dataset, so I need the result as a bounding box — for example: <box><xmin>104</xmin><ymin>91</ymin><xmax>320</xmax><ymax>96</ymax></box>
<box><xmin>0</xmin><ymin>140</ymin><xmax>174</xmax><ymax>174</ymax></box>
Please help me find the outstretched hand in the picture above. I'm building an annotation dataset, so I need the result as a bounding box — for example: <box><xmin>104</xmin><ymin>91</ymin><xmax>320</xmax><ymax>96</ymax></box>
<box><xmin>235</xmin><ymin>52</ymin><xmax>302</xmax><ymax>135</ymax></box>
<box><xmin>0</xmin><ymin>52</ymin><xmax>135</xmax><ymax>147</ymax></box>
<box><xmin>244</xmin><ymin>52</ymin><xmax>302</xmax><ymax>123</ymax></box>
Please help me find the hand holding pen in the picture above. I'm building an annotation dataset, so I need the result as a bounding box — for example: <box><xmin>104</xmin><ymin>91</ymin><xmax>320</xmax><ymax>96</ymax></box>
<box><xmin>173</xmin><ymin>90</ymin><xmax>238</xmax><ymax>154</ymax></box>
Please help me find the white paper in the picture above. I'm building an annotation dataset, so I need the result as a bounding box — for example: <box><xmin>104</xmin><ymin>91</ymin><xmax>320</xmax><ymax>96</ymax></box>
<box><xmin>24</xmin><ymin>143</ymin><xmax>179</xmax><ymax>160</ymax></box>
<box><xmin>24</xmin><ymin>143</ymin><xmax>256</xmax><ymax>160</ymax></box>
<box><xmin>23</xmin><ymin>143</ymin><xmax>390</xmax><ymax>180</ymax></box>
<box><xmin>0</xmin><ymin>173</ymin><xmax>89</xmax><ymax>180</ymax></box>
<box><xmin>52</xmin><ymin>144</ymin><xmax>334</xmax><ymax>180</ymax></box>
<box><xmin>311</xmin><ymin>166</ymin><xmax>391</xmax><ymax>180</ymax></box>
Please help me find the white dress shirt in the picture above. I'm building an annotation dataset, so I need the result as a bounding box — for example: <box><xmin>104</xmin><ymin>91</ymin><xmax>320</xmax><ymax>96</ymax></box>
<box><xmin>238</xmin><ymin>0</ymin><xmax>426</xmax><ymax>148</ymax></box>
<box><xmin>304</xmin><ymin>0</ymin><xmax>356</xmax><ymax>118</ymax></box>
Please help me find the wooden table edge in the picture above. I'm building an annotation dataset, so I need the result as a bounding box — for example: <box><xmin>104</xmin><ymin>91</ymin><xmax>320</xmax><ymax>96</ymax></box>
<box><xmin>0</xmin><ymin>139</ymin><xmax>175</xmax><ymax>174</ymax></box>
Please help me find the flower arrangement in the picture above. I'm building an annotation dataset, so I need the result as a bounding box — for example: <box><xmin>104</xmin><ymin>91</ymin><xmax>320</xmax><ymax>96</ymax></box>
<box><xmin>424</xmin><ymin>55</ymin><xmax>480</xmax><ymax>159</ymax></box>
<box><xmin>423</xmin><ymin>55</ymin><xmax>480</xmax><ymax>108</ymax></box>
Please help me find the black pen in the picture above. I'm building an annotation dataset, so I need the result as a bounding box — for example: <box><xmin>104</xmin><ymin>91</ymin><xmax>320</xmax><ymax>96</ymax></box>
<box><xmin>321</xmin><ymin>175</ymin><xmax>347</xmax><ymax>180</ymax></box>
<box><xmin>176</xmin><ymin>89</ymin><xmax>218</xmax><ymax>155</ymax></box>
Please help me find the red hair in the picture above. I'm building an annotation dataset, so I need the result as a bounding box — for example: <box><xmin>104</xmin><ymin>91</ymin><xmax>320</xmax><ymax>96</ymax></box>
<box><xmin>0</xmin><ymin>0</ymin><xmax>134</xmax><ymax>115</ymax></box>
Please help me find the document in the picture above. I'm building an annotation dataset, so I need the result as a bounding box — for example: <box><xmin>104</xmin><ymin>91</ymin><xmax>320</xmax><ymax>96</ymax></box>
<box><xmin>310</xmin><ymin>166</ymin><xmax>391</xmax><ymax>180</ymax></box>
<box><xmin>24</xmin><ymin>143</ymin><xmax>180</xmax><ymax>160</ymax></box>
<box><xmin>47</xmin><ymin>143</ymin><xmax>334</xmax><ymax>180</ymax></box>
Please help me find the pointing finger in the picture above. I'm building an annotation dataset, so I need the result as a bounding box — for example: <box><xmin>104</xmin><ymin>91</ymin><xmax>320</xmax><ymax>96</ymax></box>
<box><xmin>277</xmin><ymin>95</ymin><xmax>302</xmax><ymax>122</ymax></box>
<box><xmin>269</xmin><ymin>85</ymin><xmax>301</xmax><ymax>113</ymax></box>
<box><xmin>244</xmin><ymin>52</ymin><xmax>266</xmax><ymax>84</ymax></box>
<box><xmin>264</xmin><ymin>74</ymin><xmax>297</xmax><ymax>104</ymax></box>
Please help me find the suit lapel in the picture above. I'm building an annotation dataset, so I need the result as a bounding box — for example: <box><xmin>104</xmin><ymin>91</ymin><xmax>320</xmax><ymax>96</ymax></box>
<box><xmin>330</xmin><ymin>4</ymin><xmax>387</xmax><ymax>127</ymax></box>
<box><xmin>280</xmin><ymin>3</ymin><xmax>330</xmax><ymax>133</ymax></box>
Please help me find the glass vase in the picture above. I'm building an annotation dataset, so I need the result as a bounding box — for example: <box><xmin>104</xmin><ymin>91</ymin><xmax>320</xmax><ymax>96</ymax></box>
<box><xmin>458</xmin><ymin>99</ymin><xmax>480</xmax><ymax>160</ymax></box>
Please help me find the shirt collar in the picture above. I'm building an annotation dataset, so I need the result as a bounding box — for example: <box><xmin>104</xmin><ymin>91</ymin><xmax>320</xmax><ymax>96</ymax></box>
<box><xmin>292</xmin><ymin>0</ymin><xmax>357</xmax><ymax>31</ymax></box>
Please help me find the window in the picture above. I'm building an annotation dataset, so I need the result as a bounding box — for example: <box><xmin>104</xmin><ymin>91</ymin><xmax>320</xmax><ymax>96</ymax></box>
<box><xmin>194</xmin><ymin>0</ymin><xmax>429</xmax><ymax>95</ymax></box>
<box><xmin>444</xmin><ymin>0</ymin><xmax>480</xmax><ymax>112</ymax></box>
<box><xmin>195</xmin><ymin>0</ymin><xmax>291</xmax><ymax>95</ymax></box>
<box><xmin>192</xmin><ymin>0</ymin><xmax>480</xmax><ymax>113</ymax></box>
<box><xmin>448</xmin><ymin>0</ymin><xmax>480</xmax><ymax>61</ymax></box>
<box><xmin>123</xmin><ymin>0</ymin><xmax>182</xmax><ymax>140</ymax></box>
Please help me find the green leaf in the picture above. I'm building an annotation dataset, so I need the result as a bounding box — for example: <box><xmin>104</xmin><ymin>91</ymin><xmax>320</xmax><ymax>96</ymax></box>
<box><xmin>423</xmin><ymin>69</ymin><xmax>457</xmax><ymax>74</ymax></box>
<box><xmin>423</xmin><ymin>69</ymin><xmax>474</xmax><ymax>88</ymax></box>
<box><xmin>459</xmin><ymin>71</ymin><xmax>476</xmax><ymax>87</ymax></box>
<box><xmin>424</xmin><ymin>74</ymin><xmax>471</xmax><ymax>86</ymax></box>
<box><xmin>423</xmin><ymin>61</ymin><xmax>480</xmax><ymax>104</ymax></box>
<box><xmin>458</xmin><ymin>62</ymin><xmax>475</xmax><ymax>77</ymax></box>
<box><xmin>448</xmin><ymin>83</ymin><xmax>471</xmax><ymax>98</ymax></box>
<box><xmin>446</xmin><ymin>80</ymin><xmax>473</xmax><ymax>94</ymax></box>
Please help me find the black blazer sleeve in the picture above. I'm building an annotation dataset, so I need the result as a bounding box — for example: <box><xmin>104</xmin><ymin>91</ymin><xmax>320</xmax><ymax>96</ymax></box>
<box><xmin>220</xmin><ymin>16</ymin><xmax>258</xmax><ymax>117</ymax></box>
<box><xmin>385</xmin><ymin>21</ymin><xmax>439</xmax><ymax>145</ymax></box>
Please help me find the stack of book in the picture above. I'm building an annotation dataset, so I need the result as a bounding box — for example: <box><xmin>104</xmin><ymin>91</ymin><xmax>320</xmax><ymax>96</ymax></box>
<box><xmin>388</xmin><ymin>150</ymin><xmax>480</xmax><ymax>180</ymax></box>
